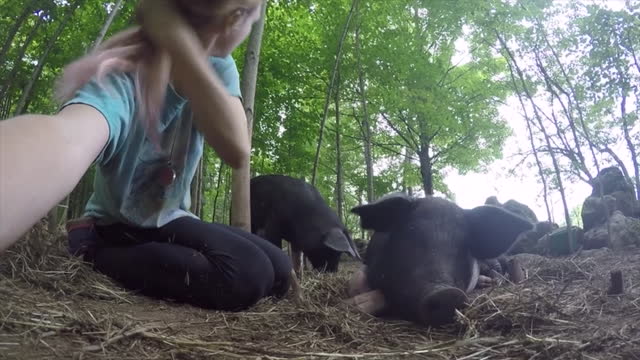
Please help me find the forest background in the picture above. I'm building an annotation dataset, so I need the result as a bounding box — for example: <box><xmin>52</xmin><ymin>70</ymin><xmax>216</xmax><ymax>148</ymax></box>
<box><xmin>0</xmin><ymin>0</ymin><xmax>638</xmax><ymax>236</ymax></box>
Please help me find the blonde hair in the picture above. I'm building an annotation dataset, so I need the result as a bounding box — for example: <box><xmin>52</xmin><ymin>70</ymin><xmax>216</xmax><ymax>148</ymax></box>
<box><xmin>56</xmin><ymin>0</ymin><xmax>261</xmax><ymax>147</ymax></box>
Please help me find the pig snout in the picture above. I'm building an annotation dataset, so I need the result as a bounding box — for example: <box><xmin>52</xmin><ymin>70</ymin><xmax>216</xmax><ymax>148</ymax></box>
<box><xmin>420</xmin><ymin>286</ymin><xmax>468</xmax><ymax>326</ymax></box>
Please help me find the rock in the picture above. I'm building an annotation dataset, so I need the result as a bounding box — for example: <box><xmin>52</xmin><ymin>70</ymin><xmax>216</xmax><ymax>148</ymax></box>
<box><xmin>485</xmin><ymin>196</ymin><xmax>501</xmax><ymax>206</ymax></box>
<box><xmin>582</xmin><ymin>166</ymin><xmax>639</xmax><ymax>232</ymax></box>
<box><xmin>583</xmin><ymin>211</ymin><xmax>640</xmax><ymax>250</ymax></box>
<box><xmin>589</xmin><ymin>167</ymin><xmax>634</xmax><ymax>197</ymax></box>
<box><xmin>503</xmin><ymin>199</ymin><xmax>538</xmax><ymax>223</ymax></box>
<box><xmin>609</xmin><ymin>211</ymin><xmax>640</xmax><ymax>249</ymax></box>
<box><xmin>537</xmin><ymin>226</ymin><xmax>583</xmax><ymax>256</ymax></box>
<box><xmin>583</xmin><ymin>226</ymin><xmax>609</xmax><ymax>250</ymax></box>
<box><xmin>508</xmin><ymin>221</ymin><xmax>559</xmax><ymax>255</ymax></box>
<box><xmin>484</xmin><ymin>196</ymin><xmax>538</xmax><ymax>223</ymax></box>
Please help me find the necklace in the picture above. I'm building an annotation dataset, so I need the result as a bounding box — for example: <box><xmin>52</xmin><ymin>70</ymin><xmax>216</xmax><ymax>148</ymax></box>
<box><xmin>157</xmin><ymin>126</ymin><xmax>179</xmax><ymax>187</ymax></box>
<box><xmin>154</xmin><ymin>105</ymin><xmax>193</xmax><ymax>187</ymax></box>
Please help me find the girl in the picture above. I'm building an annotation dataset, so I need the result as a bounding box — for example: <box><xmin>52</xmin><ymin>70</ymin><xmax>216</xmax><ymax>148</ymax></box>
<box><xmin>0</xmin><ymin>0</ymin><xmax>292</xmax><ymax>311</ymax></box>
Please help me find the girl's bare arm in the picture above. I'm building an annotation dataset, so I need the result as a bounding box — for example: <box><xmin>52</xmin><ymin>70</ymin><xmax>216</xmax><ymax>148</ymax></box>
<box><xmin>0</xmin><ymin>104</ymin><xmax>108</xmax><ymax>250</ymax></box>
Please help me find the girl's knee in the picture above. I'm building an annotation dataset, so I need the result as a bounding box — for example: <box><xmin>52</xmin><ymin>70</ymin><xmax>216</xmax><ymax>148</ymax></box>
<box><xmin>201</xmin><ymin>244</ymin><xmax>276</xmax><ymax>310</ymax></box>
<box><xmin>270</xmin><ymin>252</ymin><xmax>292</xmax><ymax>298</ymax></box>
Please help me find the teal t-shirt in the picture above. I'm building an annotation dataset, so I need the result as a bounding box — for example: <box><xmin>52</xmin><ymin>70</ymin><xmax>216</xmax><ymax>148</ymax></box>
<box><xmin>63</xmin><ymin>55</ymin><xmax>242</xmax><ymax>228</ymax></box>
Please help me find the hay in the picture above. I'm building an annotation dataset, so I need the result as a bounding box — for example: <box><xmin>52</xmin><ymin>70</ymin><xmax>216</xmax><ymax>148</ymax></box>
<box><xmin>1</xmin><ymin>221</ymin><xmax>639</xmax><ymax>359</ymax></box>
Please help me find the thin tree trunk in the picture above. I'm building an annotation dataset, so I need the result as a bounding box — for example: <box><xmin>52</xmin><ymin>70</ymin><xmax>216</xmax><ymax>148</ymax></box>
<box><xmin>0</xmin><ymin>17</ymin><xmax>44</xmax><ymax>104</ymax></box>
<box><xmin>14</xmin><ymin>0</ymin><xmax>84</xmax><ymax>115</ymax></box>
<box><xmin>199</xmin><ymin>153</ymin><xmax>208</xmax><ymax>218</ymax></box>
<box><xmin>621</xmin><ymin>92</ymin><xmax>640</xmax><ymax>200</ymax></box>
<box><xmin>417</xmin><ymin>144</ymin><xmax>434</xmax><ymax>195</ymax></box>
<box><xmin>402</xmin><ymin>147</ymin><xmax>412</xmax><ymax>194</ymax></box>
<box><xmin>497</xmin><ymin>31</ymin><xmax>573</xmax><ymax>239</ymax></box>
<box><xmin>311</xmin><ymin>0</ymin><xmax>359</xmax><ymax>187</ymax></box>
<box><xmin>354</xmin><ymin>18</ymin><xmax>374</xmax><ymax>202</ymax></box>
<box><xmin>506</xmin><ymin>60</ymin><xmax>553</xmax><ymax>222</ymax></box>
<box><xmin>212</xmin><ymin>160</ymin><xmax>224</xmax><ymax>223</ymax></box>
<box><xmin>0</xmin><ymin>0</ymin><xmax>38</xmax><ymax>65</ymax></box>
<box><xmin>537</xmin><ymin>23</ymin><xmax>600</xmax><ymax>177</ymax></box>
<box><xmin>223</xmin><ymin>167</ymin><xmax>232</xmax><ymax>225</ymax></box>
<box><xmin>0</xmin><ymin>93</ymin><xmax>12</xmax><ymax>119</ymax></box>
<box><xmin>334</xmin><ymin>69</ymin><xmax>344</xmax><ymax>222</ymax></box>
<box><xmin>90</xmin><ymin>0</ymin><xmax>124</xmax><ymax>51</ymax></box>
<box><xmin>191</xmin><ymin>158</ymin><xmax>203</xmax><ymax>216</ymax></box>
<box><xmin>533</xmin><ymin>49</ymin><xmax>594</xmax><ymax>181</ymax></box>
<box><xmin>231</xmin><ymin>0</ymin><xmax>267</xmax><ymax>232</ymax></box>
<box><xmin>358</xmin><ymin>191</ymin><xmax>365</xmax><ymax>239</ymax></box>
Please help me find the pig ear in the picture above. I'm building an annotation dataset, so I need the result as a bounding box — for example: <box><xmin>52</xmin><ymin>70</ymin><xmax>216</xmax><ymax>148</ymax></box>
<box><xmin>350</xmin><ymin>193</ymin><xmax>414</xmax><ymax>232</ymax></box>
<box><xmin>464</xmin><ymin>205</ymin><xmax>534</xmax><ymax>259</ymax></box>
<box><xmin>323</xmin><ymin>228</ymin><xmax>359</xmax><ymax>258</ymax></box>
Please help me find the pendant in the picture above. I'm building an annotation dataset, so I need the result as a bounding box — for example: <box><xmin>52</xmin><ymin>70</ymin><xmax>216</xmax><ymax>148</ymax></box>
<box><xmin>157</xmin><ymin>164</ymin><xmax>176</xmax><ymax>186</ymax></box>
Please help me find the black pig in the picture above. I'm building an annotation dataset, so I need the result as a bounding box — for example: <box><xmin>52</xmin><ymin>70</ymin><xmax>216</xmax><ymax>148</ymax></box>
<box><xmin>250</xmin><ymin>175</ymin><xmax>360</xmax><ymax>273</ymax></box>
<box><xmin>349</xmin><ymin>192</ymin><xmax>532</xmax><ymax>326</ymax></box>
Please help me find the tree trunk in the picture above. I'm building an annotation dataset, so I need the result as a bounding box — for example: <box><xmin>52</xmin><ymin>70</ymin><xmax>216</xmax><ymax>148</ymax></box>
<box><xmin>402</xmin><ymin>147</ymin><xmax>412</xmax><ymax>194</ymax></box>
<box><xmin>90</xmin><ymin>0</ymin><xmax>125</xmax><ymax>51</ymax></box>
<box><xmin>334</xmin><ymin>69</ymin><xmax>344</xmax><ymax>222</ymax></box>
<box><xmin>621</xmin><ymin>93</ymin><xmax>640</xmax><ymax>200</ymax></box>
<box><xmin>223</xmin><ymin>167</ymin><xmax>232</xmax><ymax>225</ymax></box>
<box><xmin>0</xmin><ymin>17</ymin><xmax>44</xmax><ymax>104</ymax></box>
<box><xmin>533</xmin><ymin>48</ymin><xmax>594</xmax><ymax>182</ymax></box>
<box><xmin>191</xmin><ymin>157</ymin><xmax>203</xmax><ymax>217</ymax></box>
<box><xmin>311</xmin><ymin>0</ymin><xmax>359</xmax><ymax>187</ymax></box>
<box><xmin>14</xmin><ymin>0</ymin><xmax>84</xmax><ymax>115</ymax></box>
<box><xmin>506</xmin><ymin>61</ymin><xmax>553</xmax><ymax>222</ymax></box>
<box><xmin>537</xmin><ymin>23</ymin><xmax>600</xmax><ymax>178</ymax></box>
<box><xmin>417</xmin><ymin>145</ymin><xmax>434</xmax><ymax>195</ymax></box>
<box><xmin>0</xmin><ymin>0</ymin><xmax>38</xmax><ymax>66</ymax></box>
<box><xmin>0</xmin><ymin>93</ymin><xmax>12</xmax><ymax>119</ymax></box>
<box><xmin>354</xmin><ymin>17</ymin><xmax>374</xmax><ymax>202</ymax></box>
<box><xmin>497</xmin><ymin>31</ymin><xmax>573</xmax><ymax>238</ymax></box>
<box><xmin>212</xmin><ymin>160</ymin><xmax>224</xmax><ymax>223</ymax></box>
<box><xmin>199</xmin><ymin>152</ymin><xmax>208</xmax><ymax>218</ymax></box>
<box><xmin>230</xmin><ymin>0</ymin><xmax>267</xmax><ymax>232</ymax></box>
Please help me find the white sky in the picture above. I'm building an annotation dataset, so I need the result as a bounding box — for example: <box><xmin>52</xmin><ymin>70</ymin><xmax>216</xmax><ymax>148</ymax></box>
<box><xmin>443</xmin><ymin>0</ymin><xmax>631</xmax><ymax>224</ymax></box>
<box><xmin>444</xmin><ymin>104</ymin><xmax>594</xmax><ymax>224</ymax></box>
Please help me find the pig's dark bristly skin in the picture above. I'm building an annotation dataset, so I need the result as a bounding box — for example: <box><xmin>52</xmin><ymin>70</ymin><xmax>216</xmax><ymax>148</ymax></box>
<box><xmin>351</xmin><ymin>192</ymin><xmax>533</xmax><ymax>327</ymax></box>
<box><xmin>250</xmin><ymin>175</ymin><xmax>360</xmax><ymax>272</ymax></box>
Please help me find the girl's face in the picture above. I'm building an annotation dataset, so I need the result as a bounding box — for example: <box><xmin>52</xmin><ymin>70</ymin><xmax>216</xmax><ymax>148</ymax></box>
<box><xmin>209</xmin><ymin>5</ymin><xmax>262</xmax><ymax>57</ymax></box>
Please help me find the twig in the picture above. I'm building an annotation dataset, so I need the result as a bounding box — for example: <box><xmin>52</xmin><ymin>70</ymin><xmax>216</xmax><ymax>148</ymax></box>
<box><xmin>82</xmin><ymin>325</ymin><xmax>163</xmax><ymax>352</ymax></box>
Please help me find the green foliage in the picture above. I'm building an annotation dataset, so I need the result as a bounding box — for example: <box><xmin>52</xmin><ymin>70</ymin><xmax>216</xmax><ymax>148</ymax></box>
<box><xmin>1</xmin><ymin>0</ymin><xmax>637</xmax><ymax>232</ymax></box>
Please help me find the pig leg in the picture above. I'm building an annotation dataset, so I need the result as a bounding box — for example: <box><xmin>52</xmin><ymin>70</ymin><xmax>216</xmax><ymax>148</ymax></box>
<box><xmin>348</xmin><ymin>266</ymin><xmax>371</xmax><ymax>297</ymax></box>
<box><xmin>291</xmin><ymin>245</ymin><xmax>304</xmax><ymax>280</ymax></box>
<box><xmin>345</xmin><ymin>266</ymin><xmax>386</xmax><ymax>315</ymax></box>
<box><xmin>476</xmin><ymin>275</ymin><xmax>496</xmax><ymax>288</ymax></box>
<box><xmin>345</xmin><ymin>290</ymin><xmax>386</xmax><ymax>315</ymax></box>
<box><xmin>288</xmin><ymin>269</ymin><xmax>303</xmax><ymax>304</ymax></box>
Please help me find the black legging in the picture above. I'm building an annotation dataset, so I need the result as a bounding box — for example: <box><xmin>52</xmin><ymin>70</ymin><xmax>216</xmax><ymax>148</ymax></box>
<box><xmin>71</xmin><ymin>217</ymin><xmax>292</xmax><ymax>311</ymax></box>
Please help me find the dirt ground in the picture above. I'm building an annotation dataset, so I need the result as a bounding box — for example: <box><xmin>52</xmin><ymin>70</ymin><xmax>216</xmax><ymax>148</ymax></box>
<box><xmin>1</xmin><ymin>222</ymin><xmax>639</xmax><ymax>359</ymax></box>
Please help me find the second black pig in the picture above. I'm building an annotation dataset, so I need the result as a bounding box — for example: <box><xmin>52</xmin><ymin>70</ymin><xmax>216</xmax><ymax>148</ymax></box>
<box><xmin>250</xmin><ymin>175</ymin><xmax>360</xmax><ymax>273</ymax></box>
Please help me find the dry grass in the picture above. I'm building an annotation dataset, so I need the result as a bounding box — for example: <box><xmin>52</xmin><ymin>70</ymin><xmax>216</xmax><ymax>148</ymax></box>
<box><xmin>1</xmin><ymin>221</ymin><xmax>639</xmax><ymax>359</ymax></box>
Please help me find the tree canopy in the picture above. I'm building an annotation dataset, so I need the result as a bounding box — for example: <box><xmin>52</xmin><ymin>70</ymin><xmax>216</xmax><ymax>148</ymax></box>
<box><xmin>1</xmin><ymin>0</ymin><xmax>637</xmax><ymax>231</ymax></box>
